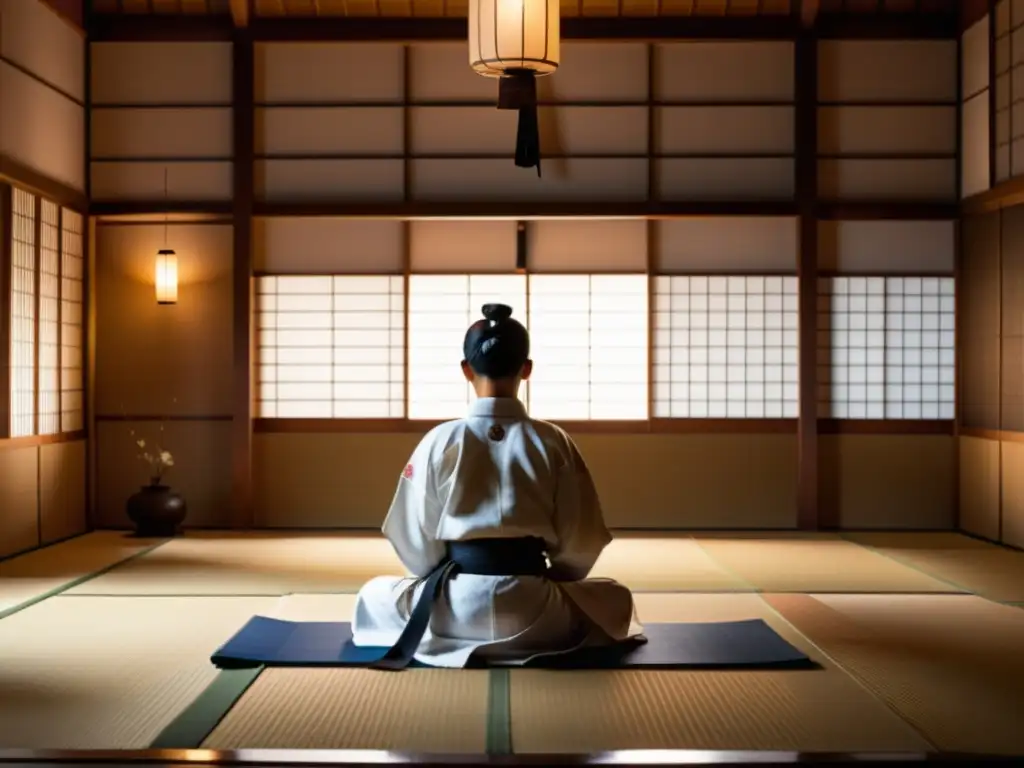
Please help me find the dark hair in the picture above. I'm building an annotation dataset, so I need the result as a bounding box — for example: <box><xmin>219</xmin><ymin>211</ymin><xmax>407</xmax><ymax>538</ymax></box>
<box><xmin>463</xmin><ymin>303</ymin><xmax>530</xmax><ymax>379</ymax></box>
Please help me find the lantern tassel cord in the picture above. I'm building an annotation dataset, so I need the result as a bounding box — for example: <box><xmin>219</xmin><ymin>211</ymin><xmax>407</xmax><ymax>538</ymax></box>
<box><xmin>498</xmin><ymin>69</ymin><xmax>542</xmax><ymax>177</ymax></box>
<box><xmin>515</xmin><ymin>105</ymin><xmax>542</xmax><ymax>177</ymax></box>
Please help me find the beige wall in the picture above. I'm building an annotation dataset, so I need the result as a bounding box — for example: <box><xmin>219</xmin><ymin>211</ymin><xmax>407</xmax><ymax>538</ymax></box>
<box><xmin>92</xmin><ymin>220</ymin><xmax>234</xmax><ymax>529</ymax></box>
<box><xmin>960</xmin><ymin>437</ymin><xmax>1024</xmax><ymax>549</ymax></box>
<box><xmin>0</xmin><ymin>0</ymin><xmax>87</xmax><ymax>558</ymax></box>
<box><xmin>0</xmin><ymin>0</ymin><xmax>85</xmax><ymax>192</ymax></box>
<box><xmin>0</xmin><ymin>441</ymin><xmax>87</xmax><ymax>558</ymax></box>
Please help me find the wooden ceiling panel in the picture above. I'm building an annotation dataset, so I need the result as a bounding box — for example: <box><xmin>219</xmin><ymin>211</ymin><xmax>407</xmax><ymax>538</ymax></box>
<box><xmin>91</xmin><ymin>0</ymin><xmax>955</xmax><ymax>17</ymax></box>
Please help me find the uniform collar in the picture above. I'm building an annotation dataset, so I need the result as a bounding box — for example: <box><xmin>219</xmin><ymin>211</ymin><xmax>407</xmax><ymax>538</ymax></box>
<box><xmin>468</xmin><ymin>397</ymin><xmax>528</xmax><ymax>420</ymax></box>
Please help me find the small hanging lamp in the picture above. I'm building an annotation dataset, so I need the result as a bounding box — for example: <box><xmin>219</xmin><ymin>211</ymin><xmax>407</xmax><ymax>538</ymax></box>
<box><xmin>468</xmin><ymin>0</ymin><xmax>560</xmax><ymax>176</ymax></box>
<box><xmin>155</xmin><ymin>167</ymin><xmax>177</xmax><ymax>305</ymax></box>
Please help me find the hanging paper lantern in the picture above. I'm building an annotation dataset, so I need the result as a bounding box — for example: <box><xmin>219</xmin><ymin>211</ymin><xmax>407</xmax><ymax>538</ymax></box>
<box><xmin>468</xmin><ymin>0</ymin><xmax>560</xmax><ymax>176</ymax></box>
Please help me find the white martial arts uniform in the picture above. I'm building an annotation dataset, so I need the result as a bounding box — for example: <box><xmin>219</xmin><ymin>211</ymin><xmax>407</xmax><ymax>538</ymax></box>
<box><xmin>352</xmin><ymin>397</ymin><xmax>643</xmax><ymax>668</ymax></box>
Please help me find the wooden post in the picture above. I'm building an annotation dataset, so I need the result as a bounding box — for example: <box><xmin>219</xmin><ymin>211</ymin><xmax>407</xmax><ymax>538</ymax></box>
<box><xmin>231</xmin><ymin>28</ymin><xmax>255</xmax><ymax>528</ymax></box>
<box><xmin>795</xmin><ymin>21</ymin><xmax>820</xmax><ymax>530</ymax></box>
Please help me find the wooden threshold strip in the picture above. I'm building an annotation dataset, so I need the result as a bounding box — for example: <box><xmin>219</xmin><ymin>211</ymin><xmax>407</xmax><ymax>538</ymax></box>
<box><xmin>0</xmin><ymin>746</ymin><xmax>1001</xmax><ymax>767</ymax></box>
<box><xmin>960</xmin><ymin>427</ymin><xmax>1024</xmax><ymax>443</ymax></box>
<box><xmin>254</xmin><ymin>418</ymin><xmax>798</xmax><ymax>435</ymax></box>
<box><xmin>251</xmin><ymin>418</ymin><xmax>952</xmax><ymax>436</ymax></box>
<box><xmin>0</xmin><ymin>430</ymin><xmax>86</xmax><ymax>451</ymax></box>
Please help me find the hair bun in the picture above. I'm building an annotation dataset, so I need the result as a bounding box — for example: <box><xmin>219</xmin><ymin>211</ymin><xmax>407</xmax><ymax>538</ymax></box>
<box><xmin>481</xmin><ymin>303</ymin><xmax>513</xmax><ymax>323</ymax></box>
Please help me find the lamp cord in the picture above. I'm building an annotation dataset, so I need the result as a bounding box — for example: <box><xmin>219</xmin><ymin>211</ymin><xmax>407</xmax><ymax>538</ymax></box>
<box><xmin>163</xmin><ymin>166</ymin><xmax>168</xmax><ymax>247</ymax></box>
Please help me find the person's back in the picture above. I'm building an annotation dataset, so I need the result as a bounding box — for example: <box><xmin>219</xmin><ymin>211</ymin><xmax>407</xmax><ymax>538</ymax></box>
<box><xmin>352</xmin><ymin>304</ymin><xmax>642</xmax><ymax>668</ymax></box>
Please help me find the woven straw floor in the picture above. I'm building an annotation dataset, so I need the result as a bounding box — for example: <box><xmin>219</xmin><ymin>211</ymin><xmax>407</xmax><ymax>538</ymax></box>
<box><xmin>2</xmin><ymin>529</ymin><xmax>1023</xmax><ymax>754</ymax></box>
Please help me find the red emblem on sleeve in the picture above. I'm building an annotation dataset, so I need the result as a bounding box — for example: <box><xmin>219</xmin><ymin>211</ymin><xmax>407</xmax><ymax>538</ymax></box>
<box><xmin>403</xmin><ymin>463</ymin><xmax>414</xmax><ymax>479</ymax></box>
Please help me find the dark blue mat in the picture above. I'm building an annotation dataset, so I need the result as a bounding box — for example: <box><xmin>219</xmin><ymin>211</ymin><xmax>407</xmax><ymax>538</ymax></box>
<box><xmin>211</xmin><ymin>617</ymin><xmax>813</xmax><ymax>670</ymax></box>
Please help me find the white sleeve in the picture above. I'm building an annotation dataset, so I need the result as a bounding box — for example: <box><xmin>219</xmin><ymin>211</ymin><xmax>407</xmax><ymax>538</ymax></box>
<box><xmin>381</xmin><ymin>436</ymin><xmax>446</xmax><ymax>577</ymax></box>
<box><xmin>548</xmin><ymin>434</ymin><xmax>612</xmax><ymax>581</ymax></box>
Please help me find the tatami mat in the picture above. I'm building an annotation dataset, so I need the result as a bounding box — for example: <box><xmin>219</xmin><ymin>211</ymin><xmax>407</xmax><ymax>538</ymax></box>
<box><xmin>765</xmin><ymin>593</ymin><xmax>1024</xmax><ymax>756</ymax></box>
<box><xmin>246</xmin><ymin>593</ymin><xmax>928</xmax><ymax>753</ymax></box>
<box><xmin>0</xmin><ymin>594</ymin><xmax>276</xmax><ymax>749</ymax></box>
<box><xmin>693</xmin><ymin>533</ymin><xmax>961</xmax><ymax>593</ymax></box>
<box><xmin>842</xmin><ymin>532</ymin><xmax>1024</xmax><ymax>602</ymax></box>
<box><xmin>590</xmin><ymin>535</ymin><xmax>750</xmax><ymax>591</ymax></box>
<box><xmin>203</xmin><ymin>667</ymin><xmax>490</xmax><ymax>751</ymax></box>
<box><xmin>67</xmin><ymin>532</ymin><xmax>753</xmax><ymax>596</ymax></box>
<box><xmin>65</xmin><ymin>531</ymin><xmax>406</xmax><ymax>596</ymax></box>
<box><xmin>0</xmin><ymin>532</ymin><xmax>163</xmax><ymax>616</ymax></box>
<box><xmin>509</xmin><ymin>592</ymin><xmax>931</xmax><ymax>754</ymax></box>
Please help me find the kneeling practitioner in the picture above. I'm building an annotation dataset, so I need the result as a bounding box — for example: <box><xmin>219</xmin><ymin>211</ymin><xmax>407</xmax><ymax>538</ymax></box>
<box><xmin>352</xmin><ymin>303</ymin><xmax>642</xmax><ymax>669</ymax></box>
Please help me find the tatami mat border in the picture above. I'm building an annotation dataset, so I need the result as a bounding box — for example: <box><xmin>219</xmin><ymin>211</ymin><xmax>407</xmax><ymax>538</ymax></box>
<box><xmin>0</xmin><ymin>540</ymin><xmax>170</xmax><ymax>621</ymax></box>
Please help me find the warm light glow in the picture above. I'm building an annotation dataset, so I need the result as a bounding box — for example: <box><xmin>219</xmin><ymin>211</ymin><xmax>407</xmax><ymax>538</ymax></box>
<box><xmin>408</xmin><ymin>274</ymin><xmax>528</xmax><ymax>419</ymax></box>
<box><xmin>528</xmin><ymin>274</ymin><xmax>648</xmax><ymax>421</ymax></box>
<box><xmin>155</xmin><ymin>249</ymin><xmax>178</xmax><ymax>305</ymax></box>
<box><xmin>468</xmin><ymin>0</ymin><xmax>560</xmax><ymax>77</ymax></box>
<box><xmin>10</xmin><ymin>189</ymin><xmax>37</xmax><ymax>438</ymax></box>
<box><xmin>61</xmin><ymin>209</ymin><xmax>85</xmax><ymax>433</ymax></box>
<box><xmin>256</xmin><ymin>276</ymin><xmax>405</xmax><ymax>418</ymax></box>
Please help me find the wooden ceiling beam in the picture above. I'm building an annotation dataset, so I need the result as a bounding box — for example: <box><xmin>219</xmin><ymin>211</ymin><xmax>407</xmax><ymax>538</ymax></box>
<box><xmin>87</xmin><ymin>12</ymin><xmax>958</xmax><ymax>41</ymax></box>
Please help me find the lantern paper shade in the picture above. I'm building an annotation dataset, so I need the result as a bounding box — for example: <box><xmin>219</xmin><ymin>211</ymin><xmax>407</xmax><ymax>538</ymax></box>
<box><xmin>155</xmin><ymin>249</ymin><xmax>178</xmax><ymax>305</ymax></box>
<box><xmin>469</xmin><ymin>0</ymin><xmax>560</xmax><ymax>175</ymax></box>
<box><xmin>469</xmin><ymin>0</ymin><xmax>560</xmax><ymax>77</ymax></box>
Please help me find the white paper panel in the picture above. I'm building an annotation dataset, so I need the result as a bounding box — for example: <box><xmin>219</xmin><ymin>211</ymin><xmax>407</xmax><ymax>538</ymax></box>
<box><xmin>254</xmin><ymin>218</ymin><xmax>404</xmax><ymax>274</ymax></box>
<box><xmin>657</xmin><ymin>158</ymin><xmax>794</xmax><ymax>200</ymax></box>
<box><xmin>818</xmin><ymin>41</ymin><xmax>957</xmax><ymax>102</ymax></box>
<box><xmin>256</xmin><ymin>275</ymin><xmax>405</xmax><ymax>419</ymax></box>
<box><xmin>409</xmin><ymin>221</ymin><xmax>517</xmax><ymax>272</ymax></box>
<box><xmin>654</xmin><ymin>43</ymin><xmax>794</xmax><ymax>102</ymax></box>
<box><xmin>409</xmin><ymin>106</ymin><xmax>647</xmax><ymax>156</ymax></box>
<box><xmin>255</xmin><ymin>43</ymin><xmax>404</xmax><ymax>103</ymax></box>
<box><xmin>407</xmin><ymin>274</ymin><xmax>528</xmax><ymax>419</ymax></box>
<box><xmin>256</xmin><ymin>159</ymin><xmax>404</xmax><ymax>202</ymax></box>
<box><xmin>410</xmin><ymin>159</ymin><xmax>648</xmax><ymax>201</ymax></box>
<box><xmin>528</xmin><ymin>220</ymin><xmax>647</xmax><ymax>272</ymax></box>
<box><xmin>0</xmin><ymin>0</ymin><xmax>84</xmax><ymax>101</ymax></box>
<box><xmin>408</xmin><ymin>42</ymin><xmax>649</xmax><ymax>102</ymax></box>
<box><xmin>818</xmin><ymin>221</ymin><xmax>955</xmax><ymax>274</ymax></box>
<box><xmin>962</xmin><ymin>18</ymin><xmax>991</xmax><ymax>99</ymax></box>
<box><xmin>90</xmin><ymin>43</ymin><xmax>232</xmax><ymax>105</ymax></box>
<box><xmin>90</xmin><ymin>161</ymin><xmax>232</xmax><ymax>200</ymax></box>
<box><xmin>652</xmin><ymin>275</ymin><xmax>799</xmax><ymax>419</ymax></box>
<box><xmin>818</xmin><ymin>159</ymin><xmax>955</xmax><ymax>200</ymax></box>
<box><xmin>962</xmin><ymin>92</ymin><xmax>991</xmax><ymax>199</ymax></box>
<box><xmin>655</xmin><ymin>107</ymin><xmax>793</xmax><ymax>154</ymax></box>
<box><xmin>0</xmin><ymin>63</ymin><xmax>85</xmax><ymax>192</ymax></box>
<box><xmin>90</xmin><ymin>108</ymin><xmax>231</xmax><ymax>159</ymax></box>
<box><xmin>256</xmin><ymin>107</ymin><xmax>403</xmax><ymax>156</ymax></box>
<box><xmin>527</xmin><ymin>274</ymin><xmax>648</xmax><ymax>421</ymax></box>
<box><xmin>655</xmin><ymin>218</ymin><xmax>797</xmax><ymax>273</ymax></box>
<box><xmin>818</xmin><ymin>107</ymin><xmax>956</xmax><ymax>155</ymax></box>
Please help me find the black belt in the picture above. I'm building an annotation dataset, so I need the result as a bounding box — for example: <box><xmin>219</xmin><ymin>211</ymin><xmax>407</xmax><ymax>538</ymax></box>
<box><xmin>369</xmin><ymin>537</ymin><xmax>549</xmax><ymax>671</ymax></box>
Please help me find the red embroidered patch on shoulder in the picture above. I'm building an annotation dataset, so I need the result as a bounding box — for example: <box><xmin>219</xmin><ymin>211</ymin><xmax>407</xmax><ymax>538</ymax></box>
<box><xmin>403</xmin><ymin>463</ymin><xmax>414</xmax><ymax>479</ymax></box>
